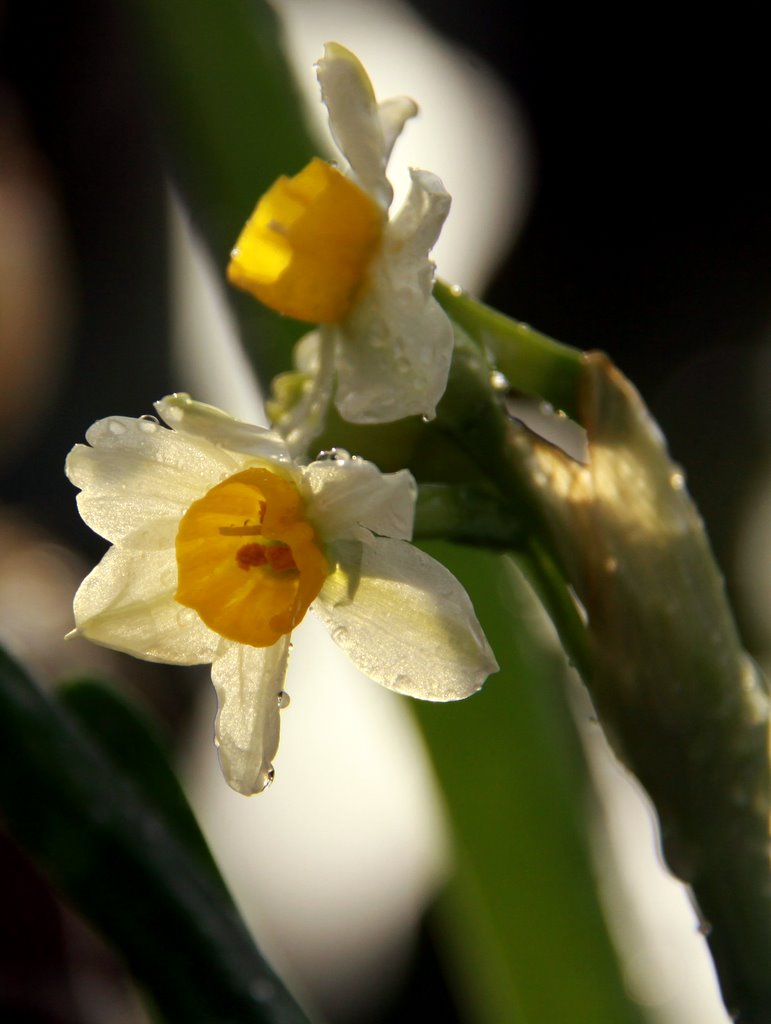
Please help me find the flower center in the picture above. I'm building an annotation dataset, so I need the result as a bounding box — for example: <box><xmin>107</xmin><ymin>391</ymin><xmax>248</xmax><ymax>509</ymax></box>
<box><xmin>227</xmin><ymin>157</ymin><xmax>383</xmax><ymax>323</ymax></box>
<box><xmin>175</xmin><ymin>468</ymin><xmax>328</xmax><ymax>647</ymax></box>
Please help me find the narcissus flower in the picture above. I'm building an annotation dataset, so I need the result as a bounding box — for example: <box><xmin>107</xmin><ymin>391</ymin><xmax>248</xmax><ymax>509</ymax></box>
<box><xmin>66</xmin><ymin>395</ymin><xmax>497</xmax><ymax>794</ymax></box>
<box><xmin>228</xmin><ymin>42</ymin><xmax>454</xmax><ymax>432</ymax></box>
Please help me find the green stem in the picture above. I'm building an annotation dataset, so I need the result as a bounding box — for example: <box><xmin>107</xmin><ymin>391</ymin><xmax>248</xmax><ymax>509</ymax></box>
<box><xmin>434</xmin><ymin>280</ymin><xmax>585</xmax><ymax>421</ymax></box>
<box><xmin>414</xmin><ymin>483</ymin><xmax>524</xmax><ymax>549</ymax></box>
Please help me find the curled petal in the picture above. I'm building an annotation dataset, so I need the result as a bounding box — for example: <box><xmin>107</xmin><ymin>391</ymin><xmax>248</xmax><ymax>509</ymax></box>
<box><xmin>302</xmin><ymin>458</ymin><xmax>416</xmax><ymax>542</ymax></box>
<box><xmin>317</xmin><ymin>42</ymin><xmax>392</xmax><ymax>208</ymax></box>
<box><xmin>72</xmin><ymin>546</ymin><xmax>219</xmax><ymax>664</ymax></box>
<box><xmin>388</xmin><ymin>168</ymin><xmax>451</xmax><ymax>267</ymax></box>
<box><xmin>334</xmin><ymin>170</ymin><xmax>453</xmax><ymax>423</ymax></box>
<box><xmin>211</xmin><ymin>636</ymin><xmax>290</xmax><ymax>795</ymax></box>
<box><xmin>315</xmin><ymin>538</ymin><xmax>498</xmax><ymax>700</ymax></box>
<box><xmin>156</xmin><ymin>394</ymin><xmax>292</xmax><ymax>463</ymax></box>
<box><xmin>378</xmin><ymin>96</ymin><xmax>419</xmax><ymax>165</ymax></box>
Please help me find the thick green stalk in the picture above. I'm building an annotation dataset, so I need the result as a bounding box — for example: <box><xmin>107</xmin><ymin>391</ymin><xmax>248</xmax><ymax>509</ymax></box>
<box><xmin>495</xmin><ymin>353</ymin><xmax>770</xmax><ymax>1021</ymax></box>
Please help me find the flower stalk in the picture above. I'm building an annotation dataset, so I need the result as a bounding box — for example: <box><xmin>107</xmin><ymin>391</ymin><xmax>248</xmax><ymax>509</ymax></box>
<box><xmin>499</xmin><ymin>352</ymin><xmax>770</xmax><ymax>1022</ymax></box>
<box><xmin>315</xmin><ymin>291</ymin><xmax>770</xmax><ymax>1022</ymax></box>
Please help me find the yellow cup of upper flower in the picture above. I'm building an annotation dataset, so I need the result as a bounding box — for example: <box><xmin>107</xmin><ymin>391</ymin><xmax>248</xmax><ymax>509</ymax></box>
<box><xmin>227</xmin><ymin>157</ymin><xmax>383</xmax><ymax>323</ymax></box>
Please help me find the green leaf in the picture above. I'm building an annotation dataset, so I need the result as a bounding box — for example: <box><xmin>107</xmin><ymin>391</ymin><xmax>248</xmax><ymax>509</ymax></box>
<box><xmin>58</xmin><ymin>678</ymin><xmax>229</xmax><ymax>900</ymax></box>
<box><xmin>497</xmin><ymin>354</ymin><xmax>771</xmax><ymax>1022</ymax></box>
<box><xmin>0</xmin><ymin>648</ymin><xmax>311</xmax><ymax>1024</ymax></box>
<box><xmin>414</xmin><ymin>544</ymin><xmax>645</xmax><ymax>1024</ymax></box>
<box><xmin>125</xmin><ymin>0</ymin><xmax>319</xmax><ymax>381</ymax></box>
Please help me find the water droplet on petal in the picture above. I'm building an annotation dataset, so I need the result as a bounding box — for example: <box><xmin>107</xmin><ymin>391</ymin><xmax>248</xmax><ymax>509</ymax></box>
<box><xmin>393</xmin><ymin>673</ymin><xmax>410</xmax><ymax>689</ymax></box>
<box><xmin>489</xmin><ymin>370</ymin><xmax>510</xmax><ymax>392</ymax></box>
<box><xmin>316</xmin><ymin>447</ymin><xmax>351</xmax><ymax>463</ymax></box>
<box><xmin>331</xmin><ymin>625</ymin><xmax>348</xmax><ymax>644</ymax></box>
<box><xmin>138</xmin><ymin>414</ymin><xmax>159</xmax><ymax>432</ymax></box>
<box><xmin>260</xmin><ymin>765</ymin><xmax>275</xmax><ymax>791</ymax></box>
<box><xmin>277</xmin><ymin>690</ymin><xmax>291</xmax><ymax>709</ymax></box>
<box><xmin>670</xmin><ymin>470</ymin><xmax>685</xmax><ymax>490</ymax></box>
<box><xmin>108</xmin><ymin>419</ymin><xmax>127</xmax><ymax>435</ymax></box>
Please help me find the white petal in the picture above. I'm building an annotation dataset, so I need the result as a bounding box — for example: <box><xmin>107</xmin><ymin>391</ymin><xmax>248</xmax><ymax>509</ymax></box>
<box><xmin>388</xmin><ymin>168</ymin><xmax>451</xmax><ymax>264</ymax></box>
<box><xmin>316</xmin><ymin>42</ymin><xmax>392</xmax><ymax>207</ymax></box>
<box><xmin>72</xmin><ymin>545</ymin><xmax>219</xmax><ymax>664</ymax></box>
<box><xmin>156</xmin><ymin>394</ymin><xmax>292</xmax><ymax>463</ymax></box>
<box><xmin>67</xmin><ymin>413</ymin><xmax>243</xmax><ymax>545</ymax></box>
<box><xmin>334</xmin><ymin>170</ymin><xmax>453</xmax><ymax>423</ymax></box>
<box><xmin>302</xmin><ymin>458</ymin><xmax>416</xmax><ymax>543</ymax></box>
<box><xmin>314</xmin><ymin>538</ymin><xmax>497</xmax><ymax>700</ymax></box>
<box><xmin>68</xmin><ymin>447</ymin><xmax>202</xmax><ymax>548</ymax></box>
<box><xmin>210</xmin><ymin>636</ymin><xmax>290</xmax><ymax>795</ymax></box>
<box><xmin>378</xmin><ymin>96</ymin><xmax>418</xmax><ymax>165</ymax></box>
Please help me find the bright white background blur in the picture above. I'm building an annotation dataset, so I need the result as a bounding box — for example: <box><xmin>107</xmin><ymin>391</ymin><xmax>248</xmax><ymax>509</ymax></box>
<box><xmin>170</xmin><ymin>1</ymin><xmax>733</xmax><ymax>1021</ymax></box>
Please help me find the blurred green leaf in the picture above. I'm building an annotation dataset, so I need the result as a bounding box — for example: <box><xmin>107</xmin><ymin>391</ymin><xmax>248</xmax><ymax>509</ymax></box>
<box><xmin>126</xmin><ymin>0</ymin><xmax>319</xmax><ymax>381</ymax></box>
<box><xmin>0</xmin><ymin>648</ymin><xmax>312</xmax><ymax>1024</ymax></box>
<box><xmin>414</xmin><ymin>545</ymin><xmax>645</xmax><ymax>1024</ymax></box>
<box><xmin>58</xmin><ymin>678</ymin><xmax>228</xmax><ymax>899</ymax></box>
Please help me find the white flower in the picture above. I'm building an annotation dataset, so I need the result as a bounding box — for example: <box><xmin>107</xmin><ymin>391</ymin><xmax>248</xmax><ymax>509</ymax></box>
<box><xmin>227</xmin><ymin>42</ymin><xmax>454</xmax><ymax>442</ymax></box>
<box><xmin>66</xmin><ymin>395</ymin><xmax>497</xmax><ymax>795</ymax></box>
